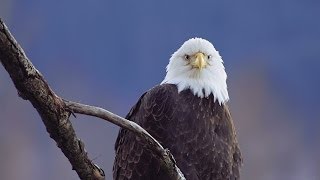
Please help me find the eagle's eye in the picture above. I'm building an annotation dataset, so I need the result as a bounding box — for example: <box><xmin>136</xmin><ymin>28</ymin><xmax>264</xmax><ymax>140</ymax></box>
<box><xmin>208</xmin><ymin>55</ymin><xmax>212</xmax><ymax>59</ymax></box>
<box><xmin>184</xmin><ymin>55</ymin><xmax>190</xmax><ymax>60</ymax></box>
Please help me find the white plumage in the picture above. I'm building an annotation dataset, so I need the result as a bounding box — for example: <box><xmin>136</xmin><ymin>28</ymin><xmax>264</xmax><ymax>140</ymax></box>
<box><xmin>161</xmin><ymin>38</ymin><xmax>229</xmax><ymax>104</ymax></box>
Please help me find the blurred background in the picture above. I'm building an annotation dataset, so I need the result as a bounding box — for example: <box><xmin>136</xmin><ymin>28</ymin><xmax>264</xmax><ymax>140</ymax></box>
<box><xmin>0</xmin><ymin>0</ymin><xmax>319</xmax><ymax>179</ymax></box>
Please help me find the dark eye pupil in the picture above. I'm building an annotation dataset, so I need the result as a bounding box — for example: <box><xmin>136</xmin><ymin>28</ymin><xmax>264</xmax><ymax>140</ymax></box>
<box><xmin>208</xmin><ymin>55</ymin><xmax>211</xmax><ymax>59</ymax></box>
<box><xmin>185</xmin><ymin>55</ymin><xmax>190</xmax><ymax>60</ymax></box>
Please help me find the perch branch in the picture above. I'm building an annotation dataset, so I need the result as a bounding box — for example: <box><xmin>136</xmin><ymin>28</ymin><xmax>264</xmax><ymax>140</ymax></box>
<box><xmin>0</xmin><ymin>18</ymin><xmax>104</xmax><ymax>180</ymax></box>
<box><xmin>64</xmin><ymin>100</ymin><xmax>186</xmax><ymax>180</ymax></box>
<box><xmin>0</xmin><ymin>18</ymin><xmax>185</xmax><ymax>180</ymax></box>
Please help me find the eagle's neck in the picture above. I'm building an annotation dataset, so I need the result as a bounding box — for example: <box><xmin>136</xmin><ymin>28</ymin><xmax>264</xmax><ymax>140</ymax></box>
<box><xmin>161</xmin><ymin>68</ymin><xmax>229</xmax><ymax>104</ymax></box>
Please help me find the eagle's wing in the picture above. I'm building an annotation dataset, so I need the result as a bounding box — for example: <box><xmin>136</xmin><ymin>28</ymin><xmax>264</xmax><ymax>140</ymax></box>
<box><xmin>223</xmin><ymin>106</ymin><xmax>243</xmax><ymax>180</ymax></box>
<box><xmin>113</xmin><ymin>92</ymin><xmax>148</xmax><ymax>180</ymax></box>
<box><xmin>113</xmin><ymin>86</ymin><xmax>174</xmax><ymax>180</ymax></box>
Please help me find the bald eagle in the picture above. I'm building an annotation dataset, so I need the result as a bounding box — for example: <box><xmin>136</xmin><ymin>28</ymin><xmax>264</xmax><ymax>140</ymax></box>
<box><xmin>113</xmin><ymin>38</ymin><xmax>242</xmax><ymax>180</ymax></box>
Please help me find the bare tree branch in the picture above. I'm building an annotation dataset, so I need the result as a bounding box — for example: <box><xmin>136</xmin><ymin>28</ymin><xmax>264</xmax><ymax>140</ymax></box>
<box><xmin>0</xmin><ymin>18</ymin><xmax>104</xmax><ymax>180</ymax></box>
<box><xmin>64</xmin><ymin>100</ymin><xmax>186</xmax><ymax>180</ymax></box>
<box><xmin>0</xmin><ymin>18</ymin><xmax>185</xmax><ymax>180</ymax></box>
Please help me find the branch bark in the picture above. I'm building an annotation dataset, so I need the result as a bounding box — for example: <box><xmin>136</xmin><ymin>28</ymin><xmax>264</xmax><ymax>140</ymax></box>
<box><xmin>0</xmin><ymin>18</ymin><xmax>104</xmax><ymax>180</ymax></box>
<box><xmin>0</xmin><ymin>18</ymin><xmax>185</xmax><ymax>180</ymax></box>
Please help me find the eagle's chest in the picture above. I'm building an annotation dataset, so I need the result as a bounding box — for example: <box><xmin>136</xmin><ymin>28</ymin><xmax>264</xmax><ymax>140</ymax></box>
<box><xmin>138</xmin><ymin>85</ymin><xmax>237</xmax><ymax>180</ymax></box>
<box><xmin>152</xmin><ymin>94</ymin><xmax>219</xmax><ymax>147</ymax></box>
<box><xmin>160</xmin><ymin>94</ymin><xmax>234</xmax><ymax>179</ymax></box>
<box><xmin>175</xmin><ymin>93</ymin><xmax>217</xmax><ymax>129</ymax></box>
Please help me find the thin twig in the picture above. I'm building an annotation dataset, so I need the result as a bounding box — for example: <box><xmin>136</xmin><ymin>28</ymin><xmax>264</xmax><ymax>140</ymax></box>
<box><xmin>64</xmin><ymin>100</ymin><xmax>164</xmax><ymax>151</ymax></box>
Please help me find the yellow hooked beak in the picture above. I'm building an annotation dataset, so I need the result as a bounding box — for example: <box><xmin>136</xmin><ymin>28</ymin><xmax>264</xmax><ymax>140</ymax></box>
<box><xmin>192</xmin><ymin>52</ymin><xmax>207</xmax><ymax>70</ymax></box>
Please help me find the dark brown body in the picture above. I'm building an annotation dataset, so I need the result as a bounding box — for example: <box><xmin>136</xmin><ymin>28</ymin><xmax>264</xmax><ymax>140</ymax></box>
<box><xmin>113</xmin><ymin>84</ymin><xmax>242</xmax><ymax>180</ymax></box>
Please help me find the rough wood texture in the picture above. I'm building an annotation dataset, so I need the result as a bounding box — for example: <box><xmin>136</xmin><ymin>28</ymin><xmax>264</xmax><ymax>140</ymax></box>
<box><xmin>0</xmin><ymin>18</ymin><xmax>105</xmax><ymax>180</ymax></box>
<box><xmin>0</xmin><ymin>18</ymin><xmax>185</xmax><ymax>180</ymax></box>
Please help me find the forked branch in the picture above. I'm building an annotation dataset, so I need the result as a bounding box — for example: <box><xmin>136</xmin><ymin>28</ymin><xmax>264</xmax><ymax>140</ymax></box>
<box><xmin>0</xmin><ymin>18</ymin><xmax>185</xmax><ymax>180</ymax></box>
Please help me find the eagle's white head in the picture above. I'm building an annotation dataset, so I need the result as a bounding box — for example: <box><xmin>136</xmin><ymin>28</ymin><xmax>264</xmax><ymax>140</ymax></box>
<box><xmin>161</xmin><ymin>38</ymin><xmax>229</xmax><ymax>104</ymax></box>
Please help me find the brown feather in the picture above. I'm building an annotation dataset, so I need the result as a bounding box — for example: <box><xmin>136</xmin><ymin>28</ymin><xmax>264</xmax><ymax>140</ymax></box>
<box><xmin>113</xmin><ymin>84</ymin><xmax>242</xmax><ymax>180</ymax></box>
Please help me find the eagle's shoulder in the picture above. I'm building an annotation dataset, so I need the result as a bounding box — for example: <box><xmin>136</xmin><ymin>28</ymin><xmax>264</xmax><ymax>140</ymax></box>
<box><xmin>144</xmin><ymin>84</ymin><xmax>177</xmax><ymax>100</ymax></box>
<box><xmin>115</xmin><ymin>84</ymin><xmax>177</xmax><ymax>149</ymax></box>
<box><xmin>125</xmin><ymin>84</ymin><xmax>177</xmax><ymax>119</ymax></box>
